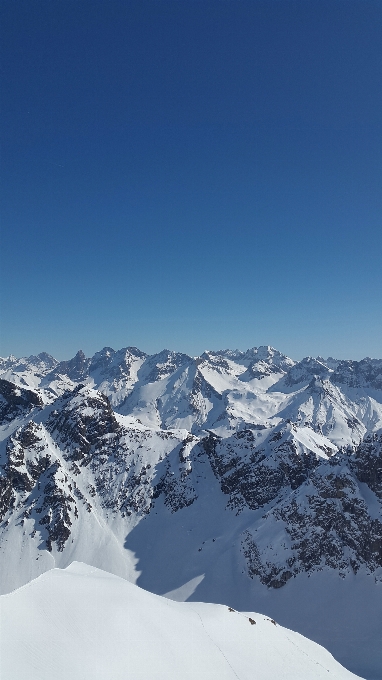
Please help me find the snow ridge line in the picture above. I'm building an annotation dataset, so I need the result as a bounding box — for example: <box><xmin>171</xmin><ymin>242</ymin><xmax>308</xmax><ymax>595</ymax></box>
<box><xmin>281</xmin><ymin>629</ymin><xmax>332</xmax><ymax>675</ymax></box>
<box><xmin>226</xmin><ymin>610</ymin><xmax>334</xmax><ymax>677</ymax></box>
<box><xmin>188</xmin><ymin>606</ymin><xmax>243</xmax><ymax>680</ymax></box>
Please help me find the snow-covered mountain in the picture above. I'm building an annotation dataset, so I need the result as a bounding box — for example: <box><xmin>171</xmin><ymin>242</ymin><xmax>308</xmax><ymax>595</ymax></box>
<box><xmin>1</xmin><ymin>345</ymin><xmax>382</xmax><ymax>679</ymax></box>
<box><xmin>0</xmin><ymin>562</ymin><xmax>362</xmax><ymax>680</ymax></box>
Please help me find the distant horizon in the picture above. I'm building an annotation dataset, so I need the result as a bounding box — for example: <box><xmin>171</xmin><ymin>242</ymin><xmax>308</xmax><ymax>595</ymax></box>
<box><xmin>2</xmin><ymin>341</ymin><xmax>381</xmax><ymax>364</ymax></box>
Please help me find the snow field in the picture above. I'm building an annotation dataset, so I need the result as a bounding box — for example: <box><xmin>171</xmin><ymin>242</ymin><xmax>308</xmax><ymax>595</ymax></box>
<box><xmin>0</xmin><ymin>562</ymin><xmax>363</xmax><ymax>680</ymax></box>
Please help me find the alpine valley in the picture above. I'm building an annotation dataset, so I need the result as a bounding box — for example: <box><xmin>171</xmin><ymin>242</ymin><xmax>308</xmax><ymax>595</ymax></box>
<box><xmin>1</xmin><ymin>345</ymin><xmax>382</xmax><ymax>679</ymax></box>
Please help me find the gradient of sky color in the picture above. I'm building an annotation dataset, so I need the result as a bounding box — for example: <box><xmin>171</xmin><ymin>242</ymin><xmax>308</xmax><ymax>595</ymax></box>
<box><xmin>1</xmin><ymin>0</ymin><xmax>381</xmax><ymax>361</ymax></box>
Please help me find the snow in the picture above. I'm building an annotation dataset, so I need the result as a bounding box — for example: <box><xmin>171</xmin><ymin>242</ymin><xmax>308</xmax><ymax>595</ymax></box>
<box><xmin>163</xmin><ymin>573</ymin><xmax>205</xmax><ymax>600</ymax></box>
<box><xmin>292</xmin><ymin>425</ymin><xmax>337</xmax><ymax>458</ymax></box>
<box><xmin>357</xmin><ymin>482</ymin><xmax>382</xmax><ymax>520</ymax></box>
<box><xmin>0</xmin><ymin>562</ymin><xmax>363</xmax><ymax>680</ymax></box>
<box><xmin>1</xmin><ymin>345</ymin><xmax>382</xmax><ymax>679</ymax></box>
<box><xmin>2</xmin><ymin>346</ymin><xmax>382</xmax><ymax>447</ymax></box>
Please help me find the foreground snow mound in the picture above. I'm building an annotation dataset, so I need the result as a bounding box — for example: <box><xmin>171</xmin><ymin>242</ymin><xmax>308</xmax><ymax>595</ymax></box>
<box><xmin>0</xmin><ymin>562</ymin><xmax>362</xmax><ymax>680</ymax></box>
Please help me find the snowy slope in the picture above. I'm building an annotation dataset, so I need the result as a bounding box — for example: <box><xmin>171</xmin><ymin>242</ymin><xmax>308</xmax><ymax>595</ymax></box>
<box><xmin>0</xmin><ymin>562</ymin><xmax>363</xmax><ymax>680</ymax></box>
<box><xmin>1</xmin><ymin>345</ymin><xmax>382</xmax><ymax>678</ymax></box>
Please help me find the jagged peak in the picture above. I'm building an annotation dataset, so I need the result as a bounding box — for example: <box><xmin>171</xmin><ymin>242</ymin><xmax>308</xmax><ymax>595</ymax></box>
<box><xmin>92</xmin><ymin>346</ymin><xmax>115</xmax><ymax>358</ymax></box>
<box><xmin>74</xmin><ymin>349</ymin><xmax>86</xmax><ymax>359</ymax></box>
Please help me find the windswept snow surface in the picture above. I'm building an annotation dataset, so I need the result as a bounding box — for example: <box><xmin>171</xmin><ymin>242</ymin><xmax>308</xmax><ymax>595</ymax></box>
<box><xmin>0</xmin><ymin>562</ymin><xmax>363</xmax><ymax>680</ymax></box>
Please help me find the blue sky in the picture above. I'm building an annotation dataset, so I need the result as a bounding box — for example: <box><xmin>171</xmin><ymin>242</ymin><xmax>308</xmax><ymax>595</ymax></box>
<box><xmin>1</xmin><ymin>0</ymin><xmax>381</xmax><ymax>360</ymax></box>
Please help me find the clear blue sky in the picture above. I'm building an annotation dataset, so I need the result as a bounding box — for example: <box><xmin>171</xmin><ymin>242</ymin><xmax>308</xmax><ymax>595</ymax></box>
<box><xmin>1</xmin><ymin>0</ymin><xmax>381</xmax><ymax>360</ymax></box>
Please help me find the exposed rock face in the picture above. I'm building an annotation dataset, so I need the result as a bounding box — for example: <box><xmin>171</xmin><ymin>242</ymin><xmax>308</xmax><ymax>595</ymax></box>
<box><xmin>0</xmin><ymin>345</ymin><xmax>382</xmax><ymax>593</ymax></box>
<box><xmin>1</xmin><ymin>421</ymin><xmax>76</xmax><ymax>550</ymax></box>
<box><xmin>245</xmin><ymin>346</ymin><xmax>295</xmax><ymax>379</ymax></box>
<box><xmin>331</xmin><ymin>359</ymin><xmax>382</xmax><ymax>390</ymax></box>
<box><xmin>142</xmin><ymin>350</ymin><xmax>191</xmax><ymax>383</ymax></box>
<box><xmin>202</xmin><ymin>428</ymin><xmax>319</xmax><ymax>511</ymax></box>
<box><xmin>88</xmin><ymin>346</ymin><xmax>146</xmax><ymax>380</ymax></box>
<box><xmin>284</xmin><ymin>358</ymin><xmax>330</xmax><ymax>387</ymax></box>
<box><xmin>0</xmin><ymin>379</ymin><xmax>42</xmax><ymax>424</ymax></box>
<box><xmin>241</xmin><ymin>454</ymin><xmax>382</xmax><ymax>588</ymax></box>
<box><xmin>0</xmin><ymin>384</ymin><xmax>202</xmax><ymax>555</ymax></box>
<box><xmin>46</xmin><ymin>385</ymin><xmax>121</xmax><ymax>463</ymax></box>
<box><xmin>352</xmin><ymin>431</ymin><xmax>382</xmax><ymax>499</ymax></box>
<box><xmin>48</xmin><ymin>350</ymin><xmax>91</xmax><ymax>383</ymax></box>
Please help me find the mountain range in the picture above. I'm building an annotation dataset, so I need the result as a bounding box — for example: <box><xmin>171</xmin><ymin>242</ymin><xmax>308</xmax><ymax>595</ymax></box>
<box><xmin>1</xmin><ymin>345</ymin><xmax>382</xmax><ymax>679</ymax></box>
